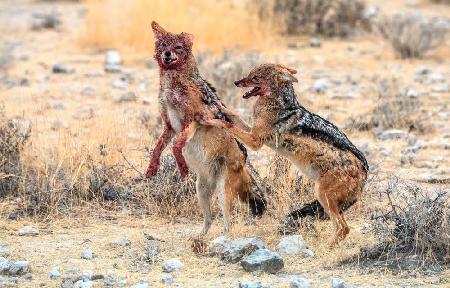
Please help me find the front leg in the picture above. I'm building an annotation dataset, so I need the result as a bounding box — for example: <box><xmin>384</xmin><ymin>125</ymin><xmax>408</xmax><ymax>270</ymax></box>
<box><xmin>172</xmin><ymin>121</ymin><xmax>200</xmax><ymax>178</ymax></box>
<box><xmin>145</xmin><ymin>112</ymin><xmax>174</xmax><ymax>178</ymax></box>
<box><xmin>211</xmin><ymin>100</ymin><xmax>251</xmax><ymax>131</ymax></box>
<box><xmin>203</xmin><ymin>119</ymin><xmax>263</xmax><ymax>151</ymax></box>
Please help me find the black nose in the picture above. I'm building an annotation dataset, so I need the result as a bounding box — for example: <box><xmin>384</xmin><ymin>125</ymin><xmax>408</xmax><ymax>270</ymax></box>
<box><xmin>164</xmin><ymin>51</ymin><xmax>171</xmax><ymax>57</ymax></box>
<box><xmin>234</xmin><ymin>80</ymin><xmax>240</xmax><ymax>86</ymax></box>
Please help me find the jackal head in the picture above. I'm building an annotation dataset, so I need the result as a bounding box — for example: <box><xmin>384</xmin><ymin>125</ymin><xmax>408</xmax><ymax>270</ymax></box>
<box><xmin>151</xmin><ymin>21</ymin><xmax>194</xmax><ymax>71</ymax></box>
<box><xmin>234</xmin><ymin>64</ymin><xmax>298</xmax><ymax>99</ymax></box>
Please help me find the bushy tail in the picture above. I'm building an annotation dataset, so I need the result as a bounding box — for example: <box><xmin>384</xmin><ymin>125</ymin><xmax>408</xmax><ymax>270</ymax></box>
<box><xmin>245</xmin><ymin>160</ymin><xmax>267</xmax><ymax>216</ymax></box>
<box><xmin>287</xmin><ymin>197</ymin><xmax>358</xmax><ymax>221</ymax></box>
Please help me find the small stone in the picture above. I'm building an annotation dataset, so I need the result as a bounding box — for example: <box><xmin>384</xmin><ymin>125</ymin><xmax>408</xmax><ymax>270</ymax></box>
<box><xmin>18</xmin><ymin>226</ymin><xmax>39</xmax><ymax>236</ymax></box>
<box><xmin>81</xmin><ymin>247</ymin><xmax>93</xmax><ymax>260</ymax></box>
<box><xmin>8</xmin><ymin>261</ymin><xmax>30</xmax><ymax>275</ymax></box>
<box><xmin>115</xmin><ymin>92</ymin><xmax>137</xmax><ymax>102</ymax></box>
<box><xmin>110</xmin><ymin>237</ymin><xmax>131</xmax><ymax>247</ymax></box>
<box><xmin>209</xmin><ymin>236</ymin><xmax>229</xmax><ymax>256</ymax></box>
<box><xmin>239</xmin><ymin>280</ymin><xmax>266</xmax><ymax>288</ymax></box>
<box><xmin>81</xmin><ymin>86</ymin><xmax>95</xmax><ymax>96</ymax></box>
<box><xmin>141</xmin><ymin>263</ymin><xmax>151</xmax><ymax>273</ymax></box>
<box><xmin>74</xmin><ymin>280</ymin><xmax>94</xmax><ymax>288</ymax></box>
<box><xmin>105</xmin><ymin>50</ymin><xmax>122</xmax><ymax>66</ymax></box>
<box><xmin>105</xmin><ymin>50</ymin><xmax>123</xmax><ymax>73</ymax></box>
<box><xmin>309</xmin><ymin>38</ymin><xmax>321</xmax><ymax>47</ymax></box>
<box><xmin>161</xmin><ymin>274</ymin><xmax>173</xmax><ymax>285</ymax></box>
<box><xmin>240</xmin><ymin>249</ymin><xmax>284</xmax><ymax>274</ymax></box>
<box><xmin>162</xmin><ymin>258</ymin><xmax>183</xmax><ymax>273</ymax></box>
<box><xmin>277</xmin><ymin>235</ymin><xmax>308</xmax><ymax>255</ymax></box>
<box><xmin>81</xmin><ymin>270</ymin><xmax>93</xmax><ymax>281</ymax></box>
<box><xmin>377</xmin><ymin>129</ymin><xmax>409</xmax><ymax>141</ymax></box>
<box><xmin>24</xmin><ymin>272</ymin><xmax>32</xmax><ymax>280</ymax></box>
<box><xmin>313</xmin><ymin>79</ymin><xmax>328</xmax><ymax>93</ymax></box>
<box><xmin>111</xmin><ymin>79</ymin><xmax>127</xmax><ymax>89</ymax></box>
<box><xmin>104</xmin><ymin>273</ymin><xmax>116</xmax><ymax>287</ymax></box>
<box><xmin>48</xmin><ymin>267</ymin><xmax>61</xmax><ymax>280</ymax></box>
<box><xmin>52</xmin><ymin>64</ymin><xmax>73</xmax><ymax>74</ymax></box>
<box><xmin>0</xmin><ymin>257</ymin><xmax>10</xmax><ymax>274</ymax></box>
<box><xmin>221</xmin><ymin>238</ymin><xmax>265</xmax><ymax>263</ymax></box>
<box><xmin>0</xmin><ymin>247</ymin><xmax>10</xmax><ymax>257</ymax></box>
<box><xmin>415</xmin><ymin>65</ymin><xmax>431</xmax><ymax>75</ymax></box>
<box><xmin>432</xmin><ymin>84</ymin><xmax>449</xmax><ymax>93</ymax></box>
<box><xmin>290</xmin><ymin>276</ymin><xmax>311</xmax><ymax>288</ymax></box>
<box><xmin>51</xmin><ymin>119</ymin><xmax>69</xmax><ymax>130</ymax></box>
<box><xmin>130</xmin><ymin>283</ymin><xmax>149</xmax><ymax>288</ymax></box>
<box><xmin>331</xmin><ymin>277</ymin><xmax>353</xmax><ymax>288</ymax></box>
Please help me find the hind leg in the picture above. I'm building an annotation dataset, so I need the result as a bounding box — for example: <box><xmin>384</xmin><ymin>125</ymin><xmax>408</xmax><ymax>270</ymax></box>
<box><xmin>315</xmin><ymin>175</ymin><xmax>350</xmax><ymax>247</ymax></box>
<box><xmin>196</xmin><ymin>177</ymin><xmax>214</xmax><ymax>237</ymax></box>
<box><xmin>216</xmin><ymin>175</ymin><xmax>235</xmax><ymax>235</ymax></box>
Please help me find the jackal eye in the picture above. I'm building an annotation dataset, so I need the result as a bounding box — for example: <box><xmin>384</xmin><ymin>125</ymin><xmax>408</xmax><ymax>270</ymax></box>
<box><xmin>160</xmin><ymin>42</ymin><xmax>168</xmax><ymax>48</ymax></box>
<box><xmin>252</xmin><ymin>76</ymin><xmax>259</xmax><ymax>83</ymax></box>
<box><xmin>175</xmin><ymin>45</ymin><xmax>183</xmax><ymax>50</ymax></box>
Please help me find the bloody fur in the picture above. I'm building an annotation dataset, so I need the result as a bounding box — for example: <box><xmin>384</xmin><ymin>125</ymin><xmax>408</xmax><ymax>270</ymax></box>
<box><xmin>145</xmin><ymin>22</ymin><xmax>266</xmax><ymax>236</ymax></box>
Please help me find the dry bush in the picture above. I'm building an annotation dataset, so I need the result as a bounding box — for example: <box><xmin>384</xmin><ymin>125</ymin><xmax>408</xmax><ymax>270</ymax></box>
<box><xmin>199</xmin><ymin>50</ymin><xmax>262</xmax><ymax>109</ymax></box>
<box><xmin>347</xmin><ymin>78</ymin><xmax>427</xmax><ymax>133</ymax></box>
<box><xmin>268</xmin><ymin>0</ymin><xmax>367</xmax><ymax>37</ymax></box>
<box><xmin>361</xmin><ymin>178</ymin><xmax>450</xmax><ymax>271</ymax></box>
<box><xmin>378</xmin><ymin>14</ymin><xmax>448</xmax><ymax>58</ymax></box>
<box><xmin>81</xmin><ymin>0</ymin><xmax>276</xmax><ymax>53</ymax></box>
<box><xmin>430</xmin><ymin>0</ymin><xmax>450</xmax><ymax>4</ymax></box>
<box><xmin>0</xmin><ymin>107</ymin><xmax>31</xmax><ymax>198</ymax></box>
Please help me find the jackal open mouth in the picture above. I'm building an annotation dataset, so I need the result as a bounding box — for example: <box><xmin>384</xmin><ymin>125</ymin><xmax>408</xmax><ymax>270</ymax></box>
<box><xmin>243</xmin><ymin>87</ymin><xmax>261</xmax><ymax>99</ymax></box>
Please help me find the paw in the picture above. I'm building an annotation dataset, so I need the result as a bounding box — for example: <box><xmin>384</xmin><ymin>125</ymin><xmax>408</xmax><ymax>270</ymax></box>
<box><xmin>145</xmin><ymin>162</ymin><xmax>160</xmax><ymax>178</ymax></box>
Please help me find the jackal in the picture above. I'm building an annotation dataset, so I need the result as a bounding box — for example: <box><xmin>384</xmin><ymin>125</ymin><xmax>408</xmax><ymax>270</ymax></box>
<box><xmin>145</xmin><ymin>22</ymin><xmax>266</xmax><ymax>236</ymax></box>
<box><xmin>206</xmin><ymin>64</ymin><xmax>368</xmax><ymax>245</ymax></box>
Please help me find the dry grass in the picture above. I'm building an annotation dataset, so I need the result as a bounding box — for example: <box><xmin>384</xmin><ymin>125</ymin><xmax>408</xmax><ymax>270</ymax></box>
<box><xmin>80</xmin><ymin>0</ymin><xmax>278</xmax><ymax>54</ymax></box>
<box><xmin>378</xmin><ymin>13</ymin><xmax>448</xmax><ymax>58</ymax></box>
<box><xmin>267</xmin><ymin>0</ymin><xmax>368</xmax><ymax>37</ymax></box>
<box><xmin>359</xmin><ymin>177</ymin><xmax>450</xmax><ymax>272</ymax></box>
<box><xmin>346</xmin><ymin>78</ymin><xmax>429</xmax><ymax>133</ymax></box>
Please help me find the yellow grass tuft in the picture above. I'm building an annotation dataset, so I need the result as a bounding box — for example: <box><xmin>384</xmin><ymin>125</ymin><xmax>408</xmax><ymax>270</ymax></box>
<box><xmin>81</xmin><ymin>0</ymin><xmax>278</xmax><ymax>54</ymax></box>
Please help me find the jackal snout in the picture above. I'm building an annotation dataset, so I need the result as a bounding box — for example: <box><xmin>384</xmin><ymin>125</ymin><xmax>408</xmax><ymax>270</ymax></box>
<box><xmin>151</xmin><ymin>21</ymin><xmax>194</xmax><ymax>70</ymax></box>
<box><xmin>236</xmin><ymin>64</ymin><xmax>298</xmax><ymax>99</ymax></box>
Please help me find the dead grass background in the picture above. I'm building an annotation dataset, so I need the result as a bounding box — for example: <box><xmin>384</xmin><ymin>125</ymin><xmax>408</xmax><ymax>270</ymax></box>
<box><xmin>80</xmin><ymin>0</ymin><xmax>279</xmax><ymax>54</ymax></box>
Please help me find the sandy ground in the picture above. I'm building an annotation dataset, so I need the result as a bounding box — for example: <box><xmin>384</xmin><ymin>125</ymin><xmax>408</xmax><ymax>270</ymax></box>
<box><xmin>0</xmin><ymin>0</ymin><xmax>449</xmax><ymax>287</ymax></box>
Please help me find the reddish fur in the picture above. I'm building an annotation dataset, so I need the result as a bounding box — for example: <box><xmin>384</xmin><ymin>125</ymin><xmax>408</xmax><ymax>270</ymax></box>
<box><xmin>146</xmin><ymin>22</ymin><xmax>216</xmax><ymax>177</ymax></box>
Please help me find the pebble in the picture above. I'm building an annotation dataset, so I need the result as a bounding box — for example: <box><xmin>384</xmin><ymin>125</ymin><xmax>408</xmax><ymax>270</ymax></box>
<box><xmin>240</xmin><ymin>249</ymin><xmax>284</xmax><ymax>274</ymax></box>
<box><xmin>162</xmin><ymin>258</ymin><xmax>183</xmax><ymax>273</ymax></box>
<box><xmin>17</xmin><ymin>226</ymin><xmax>39</xmax><ymax>236</ymax></box>
<box><xmin>110</xmin><ymin>237</ymin><xmax>131</xmax><ymax>247</ymax></box>
<box><xmin>48</xmin><ymin>267</ymin><xmax>61</xmax><ymax>280</ymax></box>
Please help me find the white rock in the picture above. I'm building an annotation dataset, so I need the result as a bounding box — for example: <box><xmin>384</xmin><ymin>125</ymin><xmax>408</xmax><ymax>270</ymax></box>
<box><xmin>290</xmin><ymin>276</ymin><xmax>311</xmax><ymax>288</ymax></box>
<box><xmin>162</xmin><ymin>258</ymin><xmax>183</xmax><ymax>273</ymax></box>
<box><xmin>331</xmin><ymin>277</ymin><xmax>353</xmax><ymax>288</ymax></box>
<box><xmin>209</xmin><ymin>236</ymin><xmax>229</xmax><ymax>256</ymax></box>
<box><xmin>110</xmin><ymin>237</ymin><xmax>131</xmax><ymax>247</ymax></box>
<box><xmin>48</xmin><ymin>267</ymin><xmax>61</xmax><ymax>280</ymax></box>
<box><xmin>105</xmin><ymin>50</ymin><xmax>122</xmax><ymax>66</ymax></box>
<box><xmin>17</xmin><ymin>226</ymin><xmax>39</xmax><ymax>236</ymax></box>
<box><xmin>313</xmin><ymin>79</ymin><xmax>328</xmax><ymax>93</ymax></box>
<box><xmin>277</xmin><ymin>235</ymin><xmax>308</xmax><ymax>255</ymax></box>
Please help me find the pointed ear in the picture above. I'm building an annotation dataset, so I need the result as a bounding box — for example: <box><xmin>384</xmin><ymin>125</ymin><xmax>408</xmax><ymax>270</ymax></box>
<box><xmin>151</xmin><ymin>21</ymin><xmax>167</xmax><ymax>39</ymax></box>
<box><xmin>277</xmin><ymin>70</ymin><xmax>298</xmax><ymax>84</ymax></box>
<box><xmin>276</xmin><ymin>64</ymin><xmax>297</xmax><ymax>75</ymax></box>
<box><xmin>181</xmin><ymin>32</ymin><xmax>194</xmax><ymax>44</ymax></box>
